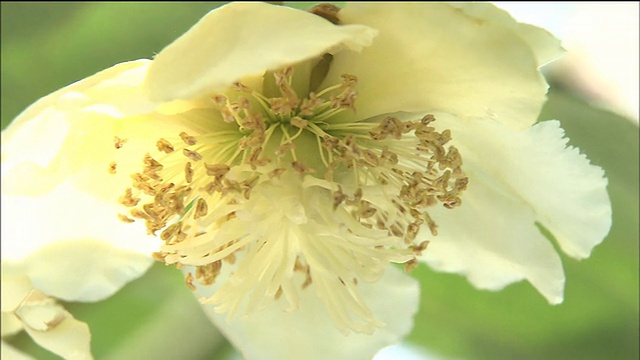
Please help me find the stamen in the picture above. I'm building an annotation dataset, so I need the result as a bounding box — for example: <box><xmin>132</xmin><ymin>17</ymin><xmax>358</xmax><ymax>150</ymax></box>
<box><xmin>113</xmin><ymin>64</ymin><xmax>467</xmax><ymax>335</ymax></box>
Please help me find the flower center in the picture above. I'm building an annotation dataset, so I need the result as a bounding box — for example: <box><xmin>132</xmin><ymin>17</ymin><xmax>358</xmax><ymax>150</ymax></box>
<box><xmin>111</xmin><ymin>63</ymin><xmax>467</xmax><ymax>334</ymax></box>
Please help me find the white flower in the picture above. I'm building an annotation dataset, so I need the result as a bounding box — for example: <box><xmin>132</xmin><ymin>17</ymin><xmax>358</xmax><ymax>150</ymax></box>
<box><xmin>1</xmin><ymin>3</ymin><xmax>611</xmax><ymax>359</ymax></box>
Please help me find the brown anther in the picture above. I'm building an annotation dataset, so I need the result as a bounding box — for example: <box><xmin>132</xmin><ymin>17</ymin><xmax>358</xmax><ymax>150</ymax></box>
<box><xmin>119</xmin><ymin>188</ymin><xmax>140</xmax><ymax>207</ymax></box>
<box><xmin>232</xmin><ymin>82</ymin><xmax>252</xmax><ymax>93</ymax></box>
<box><xmin>405</xmin><ymin>222</ymin><xmax>421</xmax><ymax>243</ymax></box>
<box><xmin>390</xmin><ymin>223</ymin><xmax>404</xmax><ymax>238</ymax></box>
<box><xmin>161</xmin><ymin>222</ymin><xmax>182</xmax><ymax>241</ymax></box>
<box><xmin>195</xmin><ymin>261</ymin><xmax>222</xmax><ymax>286</ymax></box>
<box><xmin>143</xmin><ymin>154</ymin><xmax>163</xmax><ymax>172</ymax></box>
<box><xmin>404</xmin><ymin>258</ymin><xmax>419</xmax><ymax>272</ymax></box>
<box><xmin>204</xmin><ymin>163</ymin><xmax>230</xmax><ymax>177</ymax></box>
<box><xmin>410</xmin><ymin>240</ymin><xmax>430</xmax><ymax>255</ymax></box>
<box><xmin>113</xmin><ymin>136</ymin><xmax>127</xmax><ymax>149</ymax></box>
<box><xmin>292</xmin><ymin>161</ymin><xmax>314</xmax><ymax>175</ymax></box>
<box><xmin>359</xmin><ymin>205</ymin><xmax>377</xmax><ymax>219</ymax></box>
<box><xmin>362</xmin><ymin>149</ymin><xmax>379</xmax><ymax>166</ymax></box>
<box><xmin>308</xmin><ymin>3</ymin><xmax>341</xmax><ymax>24</ymax></box>
<box><xmin>183</xmin><ymin>149</ymin><xmax>202</xmax><ymax>161</ymax></box>
<box><xmin>211</xmin><ymin>94</ymin><xmax>228</xmax><ymax>106</ymax></box>
<box><xmin>274</xmin><ymin>287</ymin><xmax>284</xmax><ymax>300</ymax></box>
<box><xmin>108</xmin><ymin>162</ymin><xmax>117</xmax><ymax>174</ymax></box>
<box><xmin>117</xmin><ymin>214</ymin><xmax>135</xmax><ymax>223</ymax></box>
<box><xmin>185</xmin><ymin>272</ymin><xmax>196</xmax><ymax>291</ymax></box>
<box><xmin>194</xmin><ymin>198</ymin><xmax>208</xmax><ymax>219</ymax></box>
<box><xmin>152</xmin><ymin>252</ymin><xmax>166</xmax><ymax>262</ymax></box>
<box><xmin>184</xmin><ymin>162</ymin><xmax>194</xmax><ymax>183</ymax></box>
<box><xmin>333</xmin><ymin>187</ymin><xmax>347</xmax><ymax>210</ymax></box>
<box><xmin>269</xmin><ymin>168</ymin><xmax>287</xmax><ymax>179</ymax></box>
<box><xmin>156</xmin><ymin>138</ymin><xmax>175</xmax><ymax>153</ymax></box>
<box><xmin>302</xmin><ymin>276</ymin><xmax>313</xmax><ymax>289</ymax></box>
<box><xmin>180</xmin><ymin>132</ymin><xmax>197</xmax><ymax>146</ymax></box>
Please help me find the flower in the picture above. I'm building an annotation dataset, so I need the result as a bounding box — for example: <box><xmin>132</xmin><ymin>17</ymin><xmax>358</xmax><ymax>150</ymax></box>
<box><xmin>1</xmin><ymin>2</ymin><xmax>611</xmax><ymax>359</ymax></box>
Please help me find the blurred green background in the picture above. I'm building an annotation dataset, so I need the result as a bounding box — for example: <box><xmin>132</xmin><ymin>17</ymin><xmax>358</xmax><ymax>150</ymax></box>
<box><xmin>1</xmin><ymin>2</ymin><xmax>638</xmax><ymax>359</ymax></box>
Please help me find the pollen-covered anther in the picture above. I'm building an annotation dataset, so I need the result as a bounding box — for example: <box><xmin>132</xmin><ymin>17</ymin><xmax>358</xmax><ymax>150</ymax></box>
<box><xmin>184</xmin><ymin>162</ymin><xmax>194</xmax><ymax>183</ymax></box>
<box><xmin>119</xmin><ymin>188</ymin><xmax>140</xmax><ymax>207</ymax></box>
<box><xmin>403</xmin><ymin>258</ymin><xmax>419</xmax><ymax>272</ymax></box>
<box><xmin>194</xmin><ymin>198</ymin><xmax>208</xmax><ymax>219</ymax></box>
<box><xmin>113</xmin><ymin>136</ymin><xmax>127</xmax><ymax>149</ymax></box>
<box><xmin>185</xmin><ymin>272</ymin><xmax>196</xmax><ymax>291</ymax></box>
<box><xmin>292</xmin><ymin>161</ymin><xmax>315</xmax><ymax>175</ymax></box>
<box><xmin>179</xmin><ymin>132</ymin><xmax>197</xmax><ymax>146</ymax></box>
<box><xmin>117</xmin><ymin>213</ymin><xmax>135</xmax><ymax>223</ymax></box>
<box><xmin>195</xmin><ymin>261</ymin><xmax>222</xmax><ymax>286</ymax></box>
<box><xmin>155</xmin><ymin>138</ymin><xmax>174</xmax><ymax>153</ymax></box>
<box><xmin>108</xmin><ymin>161</ymin><xmax>117</xmax><ymax>174</ymax></box>
<box><xmin>183</xmin><ymin>149</ymin><xmax>202</xmax><ymax>161</ymax></box>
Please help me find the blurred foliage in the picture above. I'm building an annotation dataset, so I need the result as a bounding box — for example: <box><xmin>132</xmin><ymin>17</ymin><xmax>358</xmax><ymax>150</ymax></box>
<box><xmin>2</xmin><ymin>2</ymin><xmax>638</xmax><ymax>360</ymax></box>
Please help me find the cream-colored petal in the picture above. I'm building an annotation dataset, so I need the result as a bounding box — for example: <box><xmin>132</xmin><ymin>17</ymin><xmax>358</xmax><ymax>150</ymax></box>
<box><xmin>1</xmin><ymin>311</ymin><xmax>24</xmax><ymax>337</ymax></box>
<box><xmin>326</xmin><ymin>3</ymin><xmax>552</xmax><ymax>129</ymax></box>
<box><xmin>145</xmin><ymin>2</ymin><xmax>377</xmax><ymax>102</ymax></box>
<box><xmin>1</xmin><ymin>181</ymin><xmax>158</xmax><ymax>302</ymax></box>
<box><xmin>191</xmin><ymin>266</ymin><xmax>419</xmax><ymax>360</ymax></box>
<box><xmin>17</xmin><ymin>293</ymin><xmax>92</xmax><ymax>360</ymax></box>
<box><xmin>1</xmin><ymin>60</ymin><xmax>163</xmax><ymax>198</ymax></box>
<box><xmin>3</xmin><ymin>60</ymin><xmax>153</xmax><ymax>137</ymax></box>
<box><xmin>451</xmin><ymin>2</ymin><xmax>564</xmax><ymax>66</ymax></box>
<box><xmin>0</xmin><ymin>275</ymin><xmax>33</xmax><ymax>312</ymax></box>
<box><xmin>421</xmin><ymin>114</ymin><xmax>611</xmax><ymax>303</ymax></box>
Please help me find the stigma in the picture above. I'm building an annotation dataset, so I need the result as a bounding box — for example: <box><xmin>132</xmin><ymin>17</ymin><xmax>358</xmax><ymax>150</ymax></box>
<box><xmin>112</xmin><ymin>64</ymin><xmax>467</xmax><ymax>334</ymax></box>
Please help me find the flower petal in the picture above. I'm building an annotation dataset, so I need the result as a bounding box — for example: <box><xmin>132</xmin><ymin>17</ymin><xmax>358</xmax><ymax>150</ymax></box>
<box><xmin>17</xmin><ymin>292</ymin><xmax>91</xmax><ymax>360</ymax></box>
<box><xmin>1</xmin><ymin>59</ymin><xmax>161</xmax><ymax>197</ymax></box>
<box><xmin>421</xmin><ymin>114</ymin><xmax>611</xmax><ymax>303</ymax></box>
<box><xmin>190</xmin><ymin>266</ymin><xmax>419</xmax><ymax>360</ymax></box>
<box><xmin>327</xmin><ymin>3</ymin><xmax>555</xmax><ymax>129</ymax></box>
<box><xmin>145</xmin><ymin>2</ymin><xmax>377</xmax><ymax>102</ymax></box>
<box><xmin>1</xmin><ymin>312</ymin><xmax>24</xmax><ymax>337</ymax></box>
<box><xmin>1</xmin><ymin>181</ymin><xmax>158</xmax><ymax>302</ymax></box>
<box><xmin>0</xmin><ymin>275</ymin><xmax>33</xmax><ymax>312</ymax></box>
<box><xmin>451</xmin><ymin>2</ymin><xmax>563</xmax><ymax>66</ymax></box>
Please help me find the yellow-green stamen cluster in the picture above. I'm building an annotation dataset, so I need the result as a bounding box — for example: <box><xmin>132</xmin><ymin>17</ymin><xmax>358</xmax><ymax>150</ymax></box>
<box><xmin>111</xmin><ymin>65</ymin><xmax>467</xmax><ymax>333</ymax></box>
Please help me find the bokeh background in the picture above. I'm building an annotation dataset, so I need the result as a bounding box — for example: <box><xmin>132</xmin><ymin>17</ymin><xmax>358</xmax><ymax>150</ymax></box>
<box><xmin>1</xmin><ymin>2</ymin><xmax>638</xmax><ymax>359</ymax></box>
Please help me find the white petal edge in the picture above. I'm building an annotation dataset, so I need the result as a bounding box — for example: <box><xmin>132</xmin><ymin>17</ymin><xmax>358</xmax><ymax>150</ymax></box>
<box><xmin>1</xmin><ymin>180</ymin><xmax>159</xmax><ymax>302</ymax></box>
<box><xmin>190</xmin><ymin>266</ymin><xmax>419</xmax><ymax>360</ymax></box>
<box><xmin>450</xmin><ymin>2</ymin><xmax>564</xmax><ymax>66</ymax></box>
<box><xmin>145</xmin><ymin>2</ymin><xmax>377</xmax><ymax>102</ymax></box>
<box><xmin>421</xmin><ymin>114</ymin><xmax>611</xmax><ymax>303</ymax></box>
<box><xmin>327</xmin><ymin>3</ymin><xmax>552</xmax><ymax>129</ymax></box>
<box><xmin>17</xmin><ymin>292</ymin><xmax>92</xmax><ymax>360</ymax></box>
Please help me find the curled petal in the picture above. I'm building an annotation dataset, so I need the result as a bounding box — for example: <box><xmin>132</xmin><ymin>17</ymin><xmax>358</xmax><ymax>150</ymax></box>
<box><xmin>451</xmin><ymin>2</ymin><xmax>563</xmax><ymax>66</ymax></box>
<box><xmin>189</xmin><ymin>266</ymin><xmax>419</xmax><ymax>360</ymax></box>
<box><xmin>327</xmin><ymin>3</ymin><xmax>556</xmax><ymax>129</ymax></box>
<box><xmin>145</xmin><ymin>2</ymin><xmax>377</xmax><ymax>101</ymax></box>
<box><xmin>16</xmin><ymin>291</ymin><xmax>92</xmax><ymax>360</ymax></box>
<box><xmin>422</xmin><ymin>114</ymin><xmax>611</xmax><ymax>303</ymax></box>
